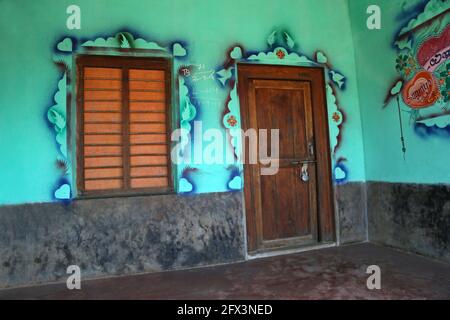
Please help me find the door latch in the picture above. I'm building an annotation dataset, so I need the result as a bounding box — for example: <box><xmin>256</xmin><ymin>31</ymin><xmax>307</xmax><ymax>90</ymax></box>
<box><xmin>301</xmin><ymin>163</ymin><xmax>309</xmax><ymax>182</ymax></box>
<box><xmin>308</xmin><ymin>142</ymin><xmax>315</xmax><ymax>157</ymax></box>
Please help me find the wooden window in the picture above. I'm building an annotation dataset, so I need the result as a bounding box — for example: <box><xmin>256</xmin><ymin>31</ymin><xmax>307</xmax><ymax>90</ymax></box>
<box><xmin>76</xmin><ymin>55</ymin><xmax>172</xmax><ymax>197</ymax></box>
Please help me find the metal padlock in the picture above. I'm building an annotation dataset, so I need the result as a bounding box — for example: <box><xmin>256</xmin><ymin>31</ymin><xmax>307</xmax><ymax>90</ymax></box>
<box><xmin>301</xmin><ymin>163</ymin><xmax>309</xmax><ymax>182</ymax></box>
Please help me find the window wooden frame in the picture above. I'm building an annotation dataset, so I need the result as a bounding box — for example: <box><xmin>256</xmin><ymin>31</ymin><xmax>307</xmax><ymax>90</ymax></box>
<box><xmin>76</xmin><ymin>55</ymin><xmax>173</xmax><ymax>198</ymax></box>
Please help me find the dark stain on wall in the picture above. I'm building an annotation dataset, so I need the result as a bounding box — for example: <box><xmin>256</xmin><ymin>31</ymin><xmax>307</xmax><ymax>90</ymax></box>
<box><xmin>335</xmin><ymin>182</ymin><xmax>368</xmax><ymax>244</ymax></box>
<box><xmin>0</xmin><ymin>182</ymin><xmax>378</xmax><ymax>289</ymax></box>
<box><xmin>0</xmin><ymin>192</ymin><xmax>245</xmax><ymax>289</ymax></box>
<box><xmin>368</xmin><ymin>182</ymin><xmax>450</xmax><ymax>263</ymax></box>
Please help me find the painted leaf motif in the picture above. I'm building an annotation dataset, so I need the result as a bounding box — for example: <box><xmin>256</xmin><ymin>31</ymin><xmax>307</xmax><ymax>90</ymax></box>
<box><xmin>267</xmin><ymin>30</ymin><xmax>277</xmax><ymax>47</ymax></box>
<box><xmin>216</xmin><ymin>67</ymin><xmax>233</xmax><ymax>86</ymax></box>
<box><xmin>180</xmin><ymin>121</ymin><xmax>191</xmax><ymax>132</ymax></box>
<box><xmin>228</xmin><ymin>175</ymin><xmax>242</xmax><ymax>190</ymax></box>
<box><xmin>330</xmin><ymin>71</ymin><xmax>345</xmax><ymax>89</ymax></box>
<box><xmin>182</xmin><ymin>99</ymin><xmax>196</xmax><ymax>121</ymax></box>
<box><xmin>48</xmin><ymin>109</ymin><xmax>66</xmax><ymax>131</ymax></box>
<box><xmin>120</xmin><ymin>34</ymin><xmax>131</xmax><ymax>48</ymax></box>
<box><xmin>284</xmin><ymin>32</ymin><xmax>295</xmax><ymax>49</ymax></box>
<box><xmin>56</xmin><ymin>130</ymin><xmax>67</xmax><ymax>157</ymax></box>
<box><xmin>179</xmin><ymin>178</ymin><xmax>193</xmax><ymax>193</ymax></box>
<box><xmin>394</xmin><ymin>37</ymin><xmax>412</xmax><ymax>51</ymax></box>
<box><xmin>54</xmin><ymin>183</ymin><xmax>71</xmax><ymax>200</ymax></box>
<box><xmin>390</xmin><ymin>80</ymin><xmax>403</xmax><ymax>95</ymax></box>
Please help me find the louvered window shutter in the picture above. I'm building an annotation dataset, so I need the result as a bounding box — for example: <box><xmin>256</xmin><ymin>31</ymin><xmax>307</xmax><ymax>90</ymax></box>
<box><xmin>78</xmin><ymin>57</ymin><xmax>171</xmax><ymax>196</ymax></box>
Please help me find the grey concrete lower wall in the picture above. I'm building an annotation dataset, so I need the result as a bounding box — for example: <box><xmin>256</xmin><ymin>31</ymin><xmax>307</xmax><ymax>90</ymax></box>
<box><xmin>2</xmin><ymin>181</ymin><xmax>446</xmax><ymax>289</ymax></box>
<box><xmin>0</xmin><ymin>183</ymin><xmax>371</xmax><ymax>289</ymax></box>
<box><xmin>367</xmin><ymin>182</ymin><xmax>450</xmax><ymax>263</ymax></box>
<box><xmin>335</xmin><ymin>182</ymin><xmax>368</xmax><ymax>244</ymax></box>
<box><xmin>0</xmin><ymin>192</ymin><xmax>246</xmax><ymax>289</ymax></box>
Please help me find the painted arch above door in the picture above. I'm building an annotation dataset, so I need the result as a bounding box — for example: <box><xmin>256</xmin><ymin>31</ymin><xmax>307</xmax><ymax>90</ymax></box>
<box><xmin>216</xmin><ymin>30</ymin><xmax>349</xmax><ymax>191</ymax></box>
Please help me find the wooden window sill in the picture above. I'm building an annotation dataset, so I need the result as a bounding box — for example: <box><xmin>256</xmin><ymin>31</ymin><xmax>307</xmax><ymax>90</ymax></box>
<box><xmin>75</xmin><ymin>187</ymin><xmax>175</xmax><ymax>201</ymax></box>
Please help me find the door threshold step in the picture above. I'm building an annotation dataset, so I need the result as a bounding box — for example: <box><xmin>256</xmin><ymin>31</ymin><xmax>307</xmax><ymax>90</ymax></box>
<box><xmin>246</xmin><ymin>242</ymin><xmax>336</xmax><ymax>260</ymax></box>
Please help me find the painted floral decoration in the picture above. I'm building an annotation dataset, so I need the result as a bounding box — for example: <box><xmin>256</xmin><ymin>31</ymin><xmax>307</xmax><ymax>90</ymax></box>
<box><xmin>395</xmin><ymin>53</ymin><xmax>421</xmax><ymax>79</ymax></box>
<box><xmin>439</xmin><ymin>64</ymin><xmax>450</xmax><ymax>103</ymax></box>
<box><xmin>227</xmin><ymin>115</ymin><xmax>238</xmax><ymax>127</ymax></box>
<box><xmin>276</xmin><ymin>49</ymin><xmax>285</xmax><ymax>59</ymax></box>
<box><xmin>395</xmin><ymin>54</ymin><xmax>408</xmax><ymax>72</ymax></box>
<box><xmin>332</xmin><ymin>112</ymin><xmax>341</xmax><ymax>123</ymax></box>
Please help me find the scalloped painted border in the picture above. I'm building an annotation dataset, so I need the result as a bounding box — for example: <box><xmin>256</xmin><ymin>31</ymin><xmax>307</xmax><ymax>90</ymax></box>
<box><xmin>217</xmin><ymin>31</ymin><xmax>347</xmax><ymax>189</ymax></box>
<box><xmin>49</xmin><ymin>32</ymin><xmax>193</xmax><ymax>200</ymax></box>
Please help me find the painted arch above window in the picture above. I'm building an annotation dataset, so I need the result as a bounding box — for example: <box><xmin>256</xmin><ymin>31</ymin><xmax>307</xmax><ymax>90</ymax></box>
<box><xmin>48</xmin><ymin>32</ymin><xmax>193</xmax><ymax>200</ymax></box>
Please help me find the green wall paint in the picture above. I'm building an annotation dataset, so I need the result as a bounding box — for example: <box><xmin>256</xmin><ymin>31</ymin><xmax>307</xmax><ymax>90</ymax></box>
<box><xmin>348</xmin><ymin>0</ymin><xmax>450</xmax><ymax>184</ymax></box>
<box><xmin>0</xmin><ymin>0</ymin><xmax>365</xmax><ymax>205</ymax></box>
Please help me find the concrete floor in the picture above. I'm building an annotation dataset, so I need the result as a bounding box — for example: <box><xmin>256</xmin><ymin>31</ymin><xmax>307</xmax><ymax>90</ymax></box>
<box><xmin>0</xmin><ymin>243</ymin><xmax>448</xmax><ymax>300</ymax></box>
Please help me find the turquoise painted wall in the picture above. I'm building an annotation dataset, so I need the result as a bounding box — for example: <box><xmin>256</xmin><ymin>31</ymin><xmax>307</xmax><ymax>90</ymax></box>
<box><xmin>349</xmin><ymin>0</ymin><xmax>450</xmax><ymax>184</ymax></box>
<box><xmin>0</xmin><ymin>0</ymin><xmax>366</xmax><ymax>205</ymax></box>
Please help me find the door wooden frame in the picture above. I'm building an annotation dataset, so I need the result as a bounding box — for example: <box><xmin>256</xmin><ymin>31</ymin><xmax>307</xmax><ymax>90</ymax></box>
<box><xmin>237</xmin><ymin>63</ymin><xmax>335</xmax><ymax>253</ymax></box>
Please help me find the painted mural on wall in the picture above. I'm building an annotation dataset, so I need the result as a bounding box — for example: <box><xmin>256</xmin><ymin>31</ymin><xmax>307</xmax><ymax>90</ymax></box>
<box><xmin>385</xmin><ymin>0</ymin><xmax>450</xmax><ymax>154</ymax></box>
<box><xmin>216</xmin><ymin>30</ymin><xmax>348</xmax><ymax>188</ymax></box>
<box><xmin>47</xmin><ymin>29</ymin><xmax>350</xmax><ymax>201</ymax></box>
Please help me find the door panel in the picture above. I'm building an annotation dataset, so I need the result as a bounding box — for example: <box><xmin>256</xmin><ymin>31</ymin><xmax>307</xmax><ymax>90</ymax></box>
<box><xmin>238</xmin><ymin>64</ymin><xmax>334</xmax><ymax>253</ymax></box>
<box><xmin>249</xmin><ymin>80</ymin><xmax>317</xmax><ymax>248</ymax></box>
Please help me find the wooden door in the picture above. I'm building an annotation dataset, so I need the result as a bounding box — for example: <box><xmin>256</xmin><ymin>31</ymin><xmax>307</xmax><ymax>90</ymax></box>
<box><xmin>237</xmin><ymin>64</ymin><xmax>335</xmax><ymax>254</ymax></box>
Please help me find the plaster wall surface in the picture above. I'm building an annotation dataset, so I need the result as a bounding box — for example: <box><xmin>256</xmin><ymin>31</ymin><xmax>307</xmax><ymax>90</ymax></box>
<box><xmin>0</xmin><ymin>0</ymin><xmax>365</xmax><ymax>205</ymax></box>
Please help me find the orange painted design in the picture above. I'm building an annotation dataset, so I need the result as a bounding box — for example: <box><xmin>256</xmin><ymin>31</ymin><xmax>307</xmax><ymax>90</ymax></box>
<box><xmin>402</xmin><ymin>71</ymin><xmax>440</xmax><ymax>109</ymax></box>
<box><xmin>405</xmin><ymin>68</ymin><xmax>411</xmax><ymax>77</ymax></box>
<box><xmin>332</xmin><ymin>112</ymin><xmax>341</xmax><ymax>123</ymax></box>
<box><xmin>276</xmin><ymin>49</ymin><xmax>285</xmax><ymax>59</ymax></box>
<box><xmin>227</xmin><ymin>115</ymin><xmax>238</xmax><ymax>127</ymax></box>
